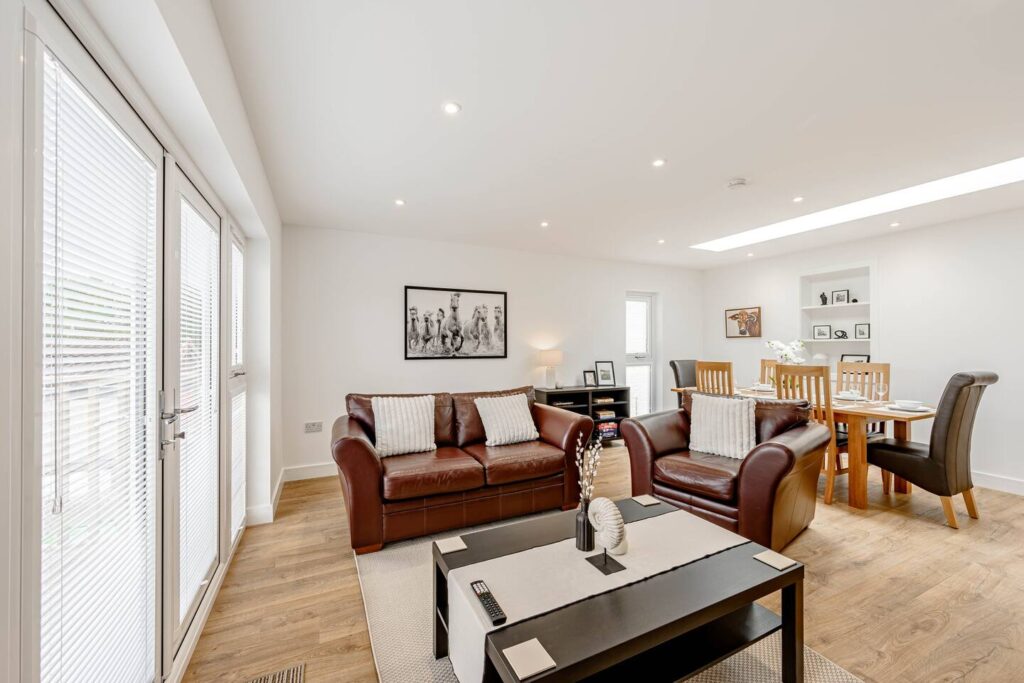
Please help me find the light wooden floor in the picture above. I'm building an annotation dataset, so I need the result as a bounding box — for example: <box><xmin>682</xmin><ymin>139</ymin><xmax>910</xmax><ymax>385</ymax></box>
<box><xmin>184</xmin><ymin>447</ymin><xmax>1024</xmax><ymax>682</ymax></box>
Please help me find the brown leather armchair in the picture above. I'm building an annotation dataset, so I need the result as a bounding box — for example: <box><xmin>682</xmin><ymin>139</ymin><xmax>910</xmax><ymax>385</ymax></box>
<box><xmin>868</xmin><ymin>371</ymin><xmax>998</xmax><ymax>528</ymax></box>
<box><xmin>332</xmin><ymin>387</ymin><xmax>593</xmax><ymax>553</ymax></box>
<box><xmin>621</xmin><ymin>390</ymin><xmax>832</xmax><ymax>550</ymax></box>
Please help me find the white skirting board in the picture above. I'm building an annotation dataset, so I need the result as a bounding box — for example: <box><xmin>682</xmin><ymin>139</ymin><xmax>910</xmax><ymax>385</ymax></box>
<box><xmin>972</xmin><ymin>470</ymin><xmax>1024</xmax><ymax>496</ymax></box>
<box><xmin>246</xmin><ymin>468</ymin><xmax>287</xmax><ymax>526</ymax></box>
<box><xmin>283</xmin><ymin>461</ymin><xmax>339</xmax><ymax>482</ymax></box>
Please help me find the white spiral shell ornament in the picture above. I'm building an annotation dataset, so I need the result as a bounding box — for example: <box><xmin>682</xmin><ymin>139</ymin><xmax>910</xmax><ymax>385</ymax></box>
<box><xmin>587</xmin><ymin>497</ymin><xmax>628</xmax><ymax>555</ymax></box>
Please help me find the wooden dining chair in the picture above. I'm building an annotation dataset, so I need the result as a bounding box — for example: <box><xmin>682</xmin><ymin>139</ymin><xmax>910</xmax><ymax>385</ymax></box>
<box><xmin>695</xmin><ymin>361</ymin><xmax>734</xmax><ymax>396</ymax></box>
<box><xmin>776</xmin><ymin>364</ymin><xmax>839</xmax><ymax>504</ymax></box>
<box><xmin>835</xmin><ymin>361</ymin><xmax>891</xmax><ymax>489</ymax></box>
<box><xmin>760</xmin><ymin>358</ymin><xmax>778</xmax><ymax>384</ymax></box>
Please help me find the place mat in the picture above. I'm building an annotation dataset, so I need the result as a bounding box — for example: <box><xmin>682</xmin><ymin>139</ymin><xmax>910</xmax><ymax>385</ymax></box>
<box><xmin>435</xmin><ymin>536</ymin><xmax>467</xmax><ymax>554</ymax></box>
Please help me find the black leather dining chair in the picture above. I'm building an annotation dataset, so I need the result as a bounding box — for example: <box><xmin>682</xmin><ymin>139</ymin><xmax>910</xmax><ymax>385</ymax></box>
<box><xmin>867</xmin><ymin>371</ymin><xmax>998</xmax><ymax>528</ymax></box>
<box><xmin>669</xmin><ymin>360</ymin><xmax>696</xmax><ymax>407</ymax></box>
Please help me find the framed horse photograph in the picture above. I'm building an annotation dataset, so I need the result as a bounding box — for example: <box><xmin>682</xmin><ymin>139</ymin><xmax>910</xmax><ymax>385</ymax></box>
<box><xmin>724</xmin><ymin>306</ymin><xmax>762</xmax><ymax>338</ymax></box>
<box><xmin>405</xmin><ymin>286</ymin><xmax>507</xmax><ymax>359</ymax></box>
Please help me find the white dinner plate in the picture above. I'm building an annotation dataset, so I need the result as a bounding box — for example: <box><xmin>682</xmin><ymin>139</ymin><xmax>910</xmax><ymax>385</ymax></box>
<box><xmin>835</xmin><ymin>395</ymin><xmax>866</xmax><ymax>401</ymax></box>
<box><xmin>885</xmin><ymin>405</ymin><xmax>931</xmax><ymax>413</ymax></box>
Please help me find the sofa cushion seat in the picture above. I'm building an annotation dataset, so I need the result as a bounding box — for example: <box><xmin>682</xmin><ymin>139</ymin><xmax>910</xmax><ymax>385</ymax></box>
<box><xmin>381</xmin><ymin>447</ymin><xmax>484</xmax><ymax>500</ymax></box>
<box><xmin>652</xmin><ymin>450</ymin><xmax>741</xmax><ymax>502</ymax></box>
<box><xmin>462</xmin><ymin>440</ymin><xmax>566</xmax><ymax>485</ymax></box>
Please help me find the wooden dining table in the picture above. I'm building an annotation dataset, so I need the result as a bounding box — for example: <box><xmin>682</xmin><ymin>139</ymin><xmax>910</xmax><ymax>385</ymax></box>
<box><xmin>670</xmin><ymin>387</ymin><xmax>937</xmax><ymax>509</ymax></box>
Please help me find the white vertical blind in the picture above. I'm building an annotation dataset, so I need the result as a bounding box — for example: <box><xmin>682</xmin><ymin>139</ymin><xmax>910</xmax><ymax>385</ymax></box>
<box><xmin>230</xmin><ymin>241</ymin><xmax>243</xmax><ymax>367</ymax></box>
<box><xmin>177</xmin><ymin>199</ymin><xmax>220</xmax><ymax>622</ymax></box>
<box><xmin>625</xmin><ymin>365</ymin><xmax>653</xmax><ymax>416</ymax></box>
<box><xmin>39</xmin><ymin>49</ymin><xmax>158</xmax><ymax>682</ymax></box>
<box><xmin>231</xmin><ymin>390</ymin><xmax>246</xmax><ymax>541</ymax></box>
<box><xmin>625</xmin><ymin>294</ymin><xmax>654</xmax><ymax>416</ymax></box>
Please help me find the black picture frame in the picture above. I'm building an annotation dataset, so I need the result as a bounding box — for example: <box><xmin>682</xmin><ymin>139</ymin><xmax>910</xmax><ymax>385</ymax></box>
<box><xmin>854</xmin><ymin>323</ymin><xmax>871</xmax><ymax>339</ymax></box>
<box><xmin>594</xmin><ymin>361</ymin><xmax>616</xmax><ymax>386</ymax></box>
<box><xmin>812</xmin><ymin>324</ymin><xmax>832</xmax><ymax>340</ymax></box>
<box><xmin>831</xmin><ymin>289</ymin><xmax>850</xmax><ymax>305</ymax></box>
<box><xmin>841</xmin><ymin>354</ymin><xmax>871</xmax><ymax>363</ymax></box>
<box><xmin>582</xmin><ymin>370</ymin><xmax>598</xmax><ymax>387</ymax></box>
<box><xmin>404</xmin><ymin>285</ymin><xmax>507</xmax><ymax>359</ymax></box>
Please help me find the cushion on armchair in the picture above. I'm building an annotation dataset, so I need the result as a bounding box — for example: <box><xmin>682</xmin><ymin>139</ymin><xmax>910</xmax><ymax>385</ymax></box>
<box><xmin>370</xmin><ymin>395</ymin><xmax>437</xmax><ymax>456</ymax></box>
<box><xmin>474</xmin><ymin>393</ymin><xmax>539</xmax><ymax>446</ymax></box>
<box><xmin>688</xmin><ymin>394</ymin><xmax>756</xmax><ymax>459</ymax></box>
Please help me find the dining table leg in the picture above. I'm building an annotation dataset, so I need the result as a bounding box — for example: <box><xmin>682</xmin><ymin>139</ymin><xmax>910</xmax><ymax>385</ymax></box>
<box><xmin>893</xmin><ymin>420</ymin><xmax>913</xmax><ymax>494</ymax></box>
<box><xmin>847</xmin><ymin>414</ymin><xmax>868</xmax><ymax>509</ymax></box>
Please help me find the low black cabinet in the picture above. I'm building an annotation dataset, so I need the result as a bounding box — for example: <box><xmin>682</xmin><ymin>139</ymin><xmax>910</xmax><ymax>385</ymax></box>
<box><xmin>534</xmin><ymin>385</ymin><xmax>630</xmax><ymax>443</ymax></box>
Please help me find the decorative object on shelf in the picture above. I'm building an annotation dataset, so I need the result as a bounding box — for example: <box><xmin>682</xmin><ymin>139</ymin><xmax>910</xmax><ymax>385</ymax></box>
<box><xmin>831</xmin><ymin>289</ymin><xmax>850</xmax><ymax>305</ymax></box>
<box><xmin>819</xmin><ymin>292</ymin><xmax>828</xmax><ymax>305</ymax></box>
<box><xmin>841</xmin><ymin>353</ymin><xmax>871</xmax><ymax>363</ymax></box>
<box><xmin>724</xmin><ymin>306</ymin><xmax>762</xmax><ymax>338</ymax></box>
<box><xmin>582</xmin><ymin>370</ymin><xmax>597</xmax><ymax>387</ymax></box>
<box><xmin>594</xmin><ymin>361</ymin><xmax>616</xmax><ymax>386</ymax></box>
<box><xmin>851</xmin><ymin>298</ymin><xmax>859</xmax><ymax>303</ymax></box>
<box><xmin>833</xmin><ymin>329</ymin><xmax>848</xmax><ymax>339</ymax></box>
<box><xmin>405</xmin><ymin>286</ymin><xmax>507</xmax><ymax>359</ymax></box>
<box><xmin>538</xmin><ymin>349</ymin><xmax>563</xmax><ymax>388</ymax></box>
<box><xmin>812</xmin><ymin>324</ymin><xmax>832</xmax><ymax>340</ymax></box>
<box><xmin>855</xmin><ymin>323</ymin><xmax>871</xmax><ymax>339</ymax></box>
<box><xmin>588</xmin><ymin>497</ymin><xmax>628</xmax><ymax>555</ymax></box>
<box><xmin>765</xmin><ymin>339</ymin><xmax>806</xmax><ymax>364</ymax></box>
<box><xmin>574</xmin><ymin>433</ymin><xmax>602</xmax><ymax>551</ymax></box>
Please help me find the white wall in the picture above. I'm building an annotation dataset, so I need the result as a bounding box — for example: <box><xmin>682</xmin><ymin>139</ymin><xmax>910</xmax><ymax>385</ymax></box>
<box><xmin>282</xmin><ymin>226</ymin><xmax>703</xmax><ymax>472</ymax></box>
<box><xmin>700</xmin><ymin>208</ymin><xmax>1024</xmax><ymax>493</ymax></box>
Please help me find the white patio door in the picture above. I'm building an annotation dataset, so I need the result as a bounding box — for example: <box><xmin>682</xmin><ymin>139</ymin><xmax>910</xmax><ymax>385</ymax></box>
<box><xmin>162</xmin><ymin>166</ymin><xmax>221</xmax><ymax>660</ymax></box>
<box><xmin>625</xmin><ymin>293</ymin><xmax>655</xmax><ymax>416</ymax></box>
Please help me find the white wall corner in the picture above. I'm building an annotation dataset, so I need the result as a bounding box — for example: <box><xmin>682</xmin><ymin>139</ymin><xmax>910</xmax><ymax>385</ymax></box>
<box><xmin>283</xmin><ymin>462</ymin><xmax>339</xmax><ymax>483</ymax></box>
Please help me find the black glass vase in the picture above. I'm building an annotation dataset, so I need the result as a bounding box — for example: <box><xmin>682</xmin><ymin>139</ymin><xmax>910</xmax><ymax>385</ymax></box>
<box><xmin>576</xmin><ymin>500</ymin><xmax>594</xmax><ymax>551</ymax></box>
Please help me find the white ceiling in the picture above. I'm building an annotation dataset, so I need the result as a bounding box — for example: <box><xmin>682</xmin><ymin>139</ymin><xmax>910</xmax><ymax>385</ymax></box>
<box><xmin>210</xmin><ymin>0</ymin><xmax>1024</xmax><ymax>267</ymax></box>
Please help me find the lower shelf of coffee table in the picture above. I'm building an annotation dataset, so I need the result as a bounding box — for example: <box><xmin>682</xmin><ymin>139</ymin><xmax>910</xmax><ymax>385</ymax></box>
<box><xmin>581</xmin><ymin>603</ymin><xmax>782</xmax><ymax>682</ymax></box>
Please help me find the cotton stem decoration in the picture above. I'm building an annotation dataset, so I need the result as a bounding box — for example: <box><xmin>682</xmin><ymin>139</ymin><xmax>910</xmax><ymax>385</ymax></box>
<box><xmin>765</xmin><ymin>339</ymin><xmax>806</xmax><ymax>365</ymax></box>
<box><xmin>575</xmin><ymin>432</ymin><xmax>602</xmax><ymax>503</ymax></box>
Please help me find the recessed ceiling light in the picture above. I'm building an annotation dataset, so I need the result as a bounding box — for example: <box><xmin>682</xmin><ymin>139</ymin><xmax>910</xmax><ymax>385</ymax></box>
<box><xmin>889</xmin><ymin>221</ymin><xmax>901</xmax><ymax>228</ymax></box>
<box><xmin>692</xmin><ymin>156</ymin><xmax>1024</xmax><ymax>251</ymax></box>
<box><xmin>394</xmin><ymin>199</ymin><xmax>405</xmax><ymax>206</ymax></box>
<box><xmin>652</xmin><ymin>159</ymin><xmax>667</xmax><ymax>168</ymax></box>
<box><xmin>540</xmin><ymin>221</ymin><xmax>549</xmax><ymax>228</ymax></box>
<box><xmin>792</xmin><ymin>196</ymin><xmax>804</xmax><ymax>203</ymax></box>
<box><xmin>442</xmin><ymin>101</ymin><xmax>462</xmax><ymax>115</ymax></box>
<box><xmin>747</xmin><ymin>252</ymin><xmax>754</xmax><ymax>257</ymax></box>
<box><xmin>657</xmin><ymin>239</ymin><xmax>665</xmax><ymax>244</ymax></box>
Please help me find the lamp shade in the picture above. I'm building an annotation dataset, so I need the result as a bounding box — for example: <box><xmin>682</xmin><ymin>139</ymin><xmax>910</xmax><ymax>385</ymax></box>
<box><xmin>538</xmin><ymin>349</ymin><xmax>563</xmax><ymax>367</ymax></box>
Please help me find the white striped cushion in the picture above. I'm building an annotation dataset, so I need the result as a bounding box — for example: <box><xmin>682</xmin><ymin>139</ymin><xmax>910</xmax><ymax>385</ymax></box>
<box><xmin>688</xmin><ymin>394</ymin><xmax>756</xmax><ymax>459</ymax></box>
<box><xmin>370</xmin><ymin>395</ymin><xmax>437</xmax><ymax>457</ymax></box>
<box><xmin>474</xmin><ymin>394</ymin><xmax>539</xmax><ymax>446</ymax></box>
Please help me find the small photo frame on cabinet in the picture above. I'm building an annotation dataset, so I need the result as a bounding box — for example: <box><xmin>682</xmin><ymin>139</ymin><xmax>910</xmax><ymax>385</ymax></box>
<box><xmin>854</xmin><ymin>323</ymin><xmax>871</xmax><ymax>339</ymax></box>
<box><xmin>594</xmin><ymin>361</ymin><xmax>616</xmax><ymax>386</ymax></box>
<box><xmin>831</xmin><ymin>289</ymin><xmax>850</xmax><ymax>305</ymax></box>
<box><xmin>583</xmin><ymin>370</ymin><xmax>598</xmax><ymax>387</ymax></box>
<box><xmin>812</xmin><ymin>324</ymin><xmax>832</xmax><ymax>340</ymax></box>
<box><xmin>841</xmin><ymin>354</ymin><xmax>871</xmax><ymax>363</ymax></box>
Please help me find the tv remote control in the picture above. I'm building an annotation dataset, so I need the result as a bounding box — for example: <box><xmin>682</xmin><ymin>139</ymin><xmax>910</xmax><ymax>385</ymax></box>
<box><xmin>470</xmin><ymin>580</ymin><xmax>507</xmax><ymax>625</ymax></box>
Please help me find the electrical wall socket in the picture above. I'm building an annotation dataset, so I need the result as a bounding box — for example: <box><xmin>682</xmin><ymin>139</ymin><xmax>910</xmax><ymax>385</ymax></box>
<box><xmin>304</xmin><ymin>421</ymin><xmax>323</xmax><ymax>434</ymax></box>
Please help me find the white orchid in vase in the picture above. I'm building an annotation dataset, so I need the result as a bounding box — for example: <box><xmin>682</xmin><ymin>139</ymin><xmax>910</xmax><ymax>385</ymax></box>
<box><xmin>765</xmin><ymin>339</ymin><xmax>806</xmax><ymax>365</ymax></box>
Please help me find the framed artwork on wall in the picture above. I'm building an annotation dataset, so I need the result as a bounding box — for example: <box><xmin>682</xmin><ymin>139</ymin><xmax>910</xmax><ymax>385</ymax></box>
<box><xmin>854</xmin><ymin>323</ymin><xmax>871</xmax><ymax>339</ymax></box>
<box><xmin>831</xmin><ymin>289</ymin><xmax>850</xmax><ymax>305</ymax></box>
<box><xmin>594</xmin><ymin>361</ymin><xmax>616</xmax><ymax>386</ymax></box>
<box><xmin>841</xmin><ymin>354</ymin><xmax>871</xmax><ymax>363</ymax></box>
<box><xmin>724</xmin><ymin>306</ymin><xmax>762</xmax><ymax>338</ymax></box>
<box><xmin>812</xmin><ymin>324</ymin><xmax>832</xmax><ymax>340</ymax></box>
<box><xmin>405</xmin><ymin>286</ymin><xmax>507</xmax><ymax>359</ymax></box>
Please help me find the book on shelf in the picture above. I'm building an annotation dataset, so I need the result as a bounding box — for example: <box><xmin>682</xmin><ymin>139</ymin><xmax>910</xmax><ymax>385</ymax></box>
<box><xmin>592</xmin><ymin>396</ymin><xmax>615</xmax><ymax>404</ymax></box>
<box><xmin>594</xmin><ymin>409</ymin><xmax>616</xmax><ymax>419</ymax></box>
<box><xmin>551</xmin><ymin>400</ymin><xmax>575</xmax><ymax>407</ymax></box>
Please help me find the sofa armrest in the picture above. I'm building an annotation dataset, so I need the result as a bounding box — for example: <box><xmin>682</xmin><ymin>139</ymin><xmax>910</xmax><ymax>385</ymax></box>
<box><xmin>531</xmin><ymin>403</ymin><xmax>594</xmax><ymax>508</ymax></box>
<box><xmin>737</xmin><ymin>422</ymin><xmax>831</xmax><ymax>548</ymax></box>
<box><xmin>331</xmin><ymin>416</ymin><xmax>385</xmax><ymax>553</ymax></box>
<box><xmin>620</xmin><ymin>409</ymin><xmax>691</xmax><ymax>496</ymax></box>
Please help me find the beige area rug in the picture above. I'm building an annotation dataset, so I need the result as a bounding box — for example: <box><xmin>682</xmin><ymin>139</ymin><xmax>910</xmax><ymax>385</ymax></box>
<box><xmin>245</xmin><ymin>663</ymin><xmax>304</xmax><ymax>683</ymax></box>
<box><xmin>355</xmin><ymin>519</ymin><xmax>861</xmax><ymax>682</ymax></box>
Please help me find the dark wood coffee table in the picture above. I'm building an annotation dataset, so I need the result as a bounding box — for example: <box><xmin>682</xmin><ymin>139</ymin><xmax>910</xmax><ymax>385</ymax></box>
<box><xmin>433</xmin><ymin>499</ymin><xmax>804</xmax><ymax>682</ymax></box>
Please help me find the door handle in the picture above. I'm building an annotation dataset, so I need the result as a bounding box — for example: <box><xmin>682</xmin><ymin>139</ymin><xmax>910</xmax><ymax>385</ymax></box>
<box><xmin>161</xmin><ymin>431</ymin><xmax>185</xmax><ymax>448</ymax></box>
<box><xmin>176</xmin><ymin>405</ymin><xmax>198</xmax><ymax>415</ymax></box>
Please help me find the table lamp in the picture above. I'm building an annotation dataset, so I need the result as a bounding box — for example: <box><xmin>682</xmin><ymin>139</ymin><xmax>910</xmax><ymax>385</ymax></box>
<box><xmin>538</xmin><ymin>349</ymin><xmax>564</xmax><ymax>388</ymax></box>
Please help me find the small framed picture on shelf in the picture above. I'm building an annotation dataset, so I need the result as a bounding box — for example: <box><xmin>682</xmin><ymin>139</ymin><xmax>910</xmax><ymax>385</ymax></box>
<box><xmin>841</xmin><ymin>354</ymin><xmax>871</xmax><ymax>363</ymax></box>
<box><xmin>812</xmin><ymin>324</ymin><xmax>832</xmax><ymax>340</ymax></box>
<box><xmin>594</xmin><ymin>361</ymin><xmax>616</xmax><ymax>386</ymax></box>
<box><xmin>582</xmin><ymin>370</ymin><xmax>598</xmax><ymax>387</ymax></box>
<box><xmin>854</xmin><ymin>323</ymin><xmax>871</xmax><ymax>339</ymax></box>
<box><xmin>831</xmin><ymin>289</ymin><xmax>850</xmax><ymax>305</ymax></box>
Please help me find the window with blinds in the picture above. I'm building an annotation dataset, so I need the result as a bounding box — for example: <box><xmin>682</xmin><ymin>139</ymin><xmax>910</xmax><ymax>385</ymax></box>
<box><xmin>230</xmin><ymin>240</ymin><xmax>244</xmax><ymax>367</ymax></box>
<box><xmin>39</xmin><ymin>48</ymin><xmax>158</xmax><ymax>682</ymax></box>
<box><xmin>177</xmin><ymin>199</ymin><xmax>220</xmax><ymax>622</ymax></box>
<box><xmin>231</xmin><ymin>390</ymin><xmax>246</xmax><ymax>541</ymax></box>
<box><xmin>625</xmin><ymin>294</ymin><xmax>655</xmax><ymax>416</ymax></box>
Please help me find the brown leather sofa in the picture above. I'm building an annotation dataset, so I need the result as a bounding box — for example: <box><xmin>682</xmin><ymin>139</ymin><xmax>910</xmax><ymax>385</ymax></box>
<box><xmin>331</xmin><ymin>387</ymin><xmax>594</xmax><ymax>553</ymax></box>
<box><xmin>621</xmin><ymin>390</ymin><xmax>832</xmax><ymax>551</ymax></box>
